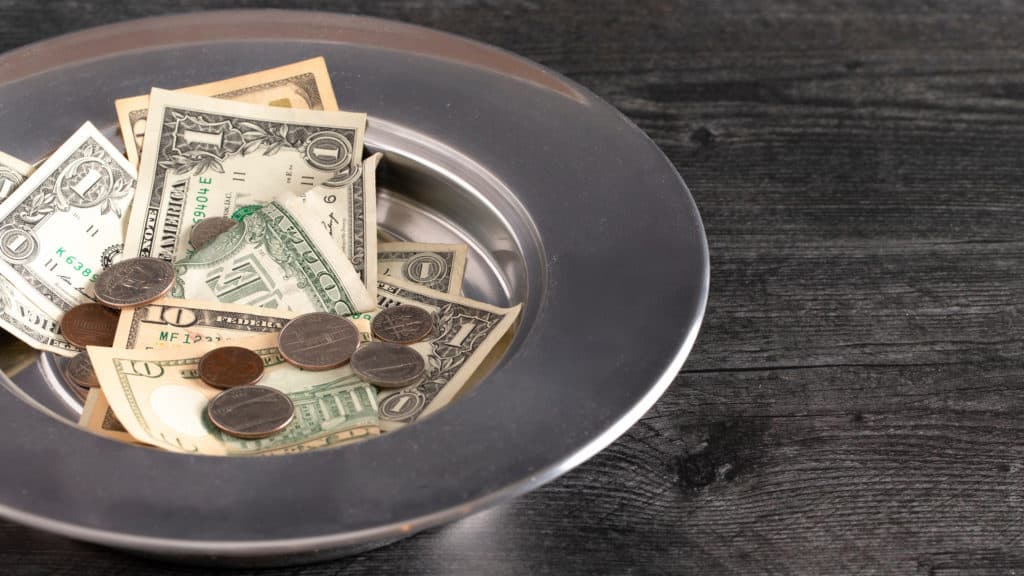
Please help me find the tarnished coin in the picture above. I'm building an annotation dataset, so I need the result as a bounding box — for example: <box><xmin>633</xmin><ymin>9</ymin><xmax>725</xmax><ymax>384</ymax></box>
<box><xmin>198</xmin><ymin>346</ymin><xmax>265</xmax><ymax>389</ymax></box>
<box><xmin>69</xmin><ymin>382</ymin><xmax>89</xmax><ymax>402</ymax></box>
<box><xmin>371</xmin><ymin>305</ymin><xmax>433</xmax><ymax>344</ymax></box>
<box><xmin>64</xmin><ymin>351</ymin><xmax>99</xmax><ymax>389</ymax></box>
<box><xmin>278</xmin><ymin>312</ymin><xmax>360</xmax><ymax>370</ymax></box>
<box><xmin>190</xmin><ymin>217</ymin><xmax>237</xmax><ymax>250</ymax></box>
<box><xmin>207</xmin><ymin>385</ymin><xmax>294</xmax><ymax>440</ymax></box>
<box><xmin>60</xmin><ymin>302</ymin><xmax>119</xmax><ymax>348</ymax></box>
<box><xmin>350</xmin><ymin>342</ymin><xmax>426</xmax><ymax>388</ymax></box>
<box><xmin>94</xmin><ymin>257</ymin><xmax>175</xmax><ymax>309</ymax></box>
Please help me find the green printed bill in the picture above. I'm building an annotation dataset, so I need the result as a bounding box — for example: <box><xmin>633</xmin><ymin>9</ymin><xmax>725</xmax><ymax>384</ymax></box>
<box><xmin>300</xmin><ymin>152</ymin><xmax>379</xmax><ymax>301</ymax></box>
<box><xmin>116</xmin><ymin>57</ymin><xmax>340</xmax><ymax>167</ymax></box>
<box><xmin>170</xmin><ymin>199</ymin><xmax>375</xmax><ymax>315</ymax></box>
<box><xmin>374</xmin><ymin>277</ymin><xmax>520</xmax><ymax>431</ymax></box>
<box><xmin>88</xmin><ymin>333</ymin><xmax>380</xmax><ymax>455</ymax></box>
<box><xmin>80</xmin><ymin>297</ymin><xmax>373</xmax><ymax>442</ymax></box>
<box><xmin>0</xmin><ymin>150</ymin><xmax>33</xmax><ymax>204</ymax></box>
<box><xmin>124</xmin><ymin>88</ymin><xmax>366</xmax><ymax>263</ymax></box>
<box><xmin>0</xmin><ymin>273</ymin><xmax>76</xmax><ymax>355</ymax></box>
<box><xmin>0</xmin><ymin>122</ymin><xmax>135</xmax><ymax>355</ymax></box>
<box><xmin>378</xmin><ymin>242</ymin><xmax>468</xmax><ymax>296</ymax></box>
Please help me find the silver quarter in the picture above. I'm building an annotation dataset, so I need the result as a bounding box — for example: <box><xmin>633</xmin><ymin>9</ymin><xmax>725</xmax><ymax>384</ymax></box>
<box><xmin>278</xmin><ymin>312</ymin><xmax>360</xmax><ymax>370</ymax></box>
<box><xmin>189</xmin><ymin>217</ymin><xmax>237</xmax><ymax>250</ymax></box>
<box><xmin>206</xmin><ymin>385</ymin><xmax>294</xmax><ymax>440</ymax></box>
<box><xmin>350</xmin><ymin>342</ymin><xmax>425</xmax><ymax>388</ymax></box>
<box><xmin>371</xmin><ymin>305</ymin><xmax>433</xmax><ymax>344</ymax></box>
<box><xmin>94</xmin><ymin>257</ymin><xmax>174</xmax><ymax>309</ymax></box>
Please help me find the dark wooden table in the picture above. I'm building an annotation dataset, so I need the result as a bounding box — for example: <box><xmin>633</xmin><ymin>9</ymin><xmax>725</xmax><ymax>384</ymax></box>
<box><xmin>3</xmin><ymin>1</ymin><xmax>1022</xmax><ymax>574</ymax></box>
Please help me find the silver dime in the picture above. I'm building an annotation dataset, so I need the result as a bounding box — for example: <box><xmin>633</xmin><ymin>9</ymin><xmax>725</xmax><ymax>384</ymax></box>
<box><xmin>350</xmin><ymin>342</ymin><xmax>425</xmax><ymax>388</ymax></box>
<box><xmin>206</xmin><ymin>385</ymin><xmax>294</xmax><ymax>440</ymax></box>
<box><xmin>94</xmin><ymin>257</ymin><xmax>175</xmax><ymax>309</ymax></box>
<box><xmin>64</xmin><ymin>351</ymin><xmax>99</xmax><ymax>389</ymax></box>
<box><xmin>371</xmin><ymin>305</ymin><xmax>433</xmax><ymax>344</ymax></box>
<box><xmin>278</xmin><ymin>312</ymin><xmax>360</xmax><ymax>370</ymax></box>
<box><xmin>190</xmin><ymin>217</ymin><xmax>237</xmax><ymax>250</ymax></box>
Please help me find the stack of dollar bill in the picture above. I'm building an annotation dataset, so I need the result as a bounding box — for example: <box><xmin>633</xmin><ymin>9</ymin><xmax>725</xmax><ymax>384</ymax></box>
<box><xmin>0</xmin><ymin>58</ymin><xmax>520</xmax><ymax>455</ymax></box>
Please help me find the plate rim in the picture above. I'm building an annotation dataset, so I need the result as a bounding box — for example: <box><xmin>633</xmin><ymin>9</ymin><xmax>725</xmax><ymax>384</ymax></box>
<box><xmin>0</xmin><ymin>9</ymin><xmax>710</xmax><ymax>556</ymax></box>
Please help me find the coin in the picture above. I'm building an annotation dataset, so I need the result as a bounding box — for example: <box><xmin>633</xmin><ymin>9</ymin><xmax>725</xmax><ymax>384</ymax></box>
<box><xmin>371</xmin><ymin>305</ymin><xmax>433</xmax><ymax>344</ymax></box>
<box><xmin>278</xmin><ymin>312</ymin><xmax>360</xmax><ymax>370</ymax></box>
<box><xmin>350</xmin><ymin>342</ymin><xmax>426</xmax><ymax>388</ymax></box>
<box><xmin>60</xmin><ymin>303</ymin><xmax>119</xmax><ymax>348</ymax></box>
<box><xmin>69</xmin><ymin>382</ymin><xmax>89</xmax><ymax>402</ymax></box>
<box><xmin>206</xmin><ymin>385</ymin><xmax>294</xmax><ymax>440</ymax></box>
<box><xmin>94</xmin><ymin>257</ymin><xmax>175</xmax><ymax>309</ymax></box>
<box><xmin>198</xmin><ymin>346</ymin><xmax>265</xmax><ymax>389</ymax></box>
<box><xmin>64</xmin><ymin>351</ymin><xmax>99</xmax><ymax>389</ymax></box>
<box><xmin>190</xmin><ymin>217</ymin><xmax>237</xmax><ymax>250</ymax></box>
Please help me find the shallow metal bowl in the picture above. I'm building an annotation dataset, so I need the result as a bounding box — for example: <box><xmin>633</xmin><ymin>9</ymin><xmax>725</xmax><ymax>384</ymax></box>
<box><xmin>0</xmin><ymin>10</ymin><xmax>708</xmax><ymax>565</ymax></box>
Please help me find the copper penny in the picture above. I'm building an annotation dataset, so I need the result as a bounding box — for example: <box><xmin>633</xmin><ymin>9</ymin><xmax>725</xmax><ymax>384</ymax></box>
<box><xmin>94</xmin><ymin>257</ymin><xmax>175</xmax><ymax>309</ymax></box>
<box><xmin>350</xmin><ymin>342</ymin><xmax>425</xmax><ymax>388</ymax></box>
<box><xmin>207</xmin><ymin>386</ymin><xmax>294</xmax><ymax>439</ymax></box>
<box><xmin>371</xmin><ymin>305</ymin><xmax>433</xmax><ymax>344</ymax></box>
<box><xmin>64</xmin><ymin>351</ymin><xmax>100</xmax><ymax>389</ymax></box>
<box><xmin>198</xmin><ymin>346</ymin><xmax>265</xmax><ymax>389</ymax></box>
<box><xmin>190</xmin><ymin>217</ymin><xmax>237</xmax><ymax>250</ymax></box>
<box><xmin>60</xmin><ymin>303</ymin><xmax>119</xmax><ymax>348</ymax></box>
<box><xmin>278</xmin><ymin>312</ymin><xmax>360</xmax><ymax>371</ymax></box>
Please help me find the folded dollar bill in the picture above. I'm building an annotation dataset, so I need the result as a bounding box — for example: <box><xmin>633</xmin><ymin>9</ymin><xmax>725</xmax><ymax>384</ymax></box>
<box><xmin>170</xmin><ymin>199</ymin><xmax>375</xmax><ymax>314</ymax></box>
<box><xmin>374</xmin><ymin>277</ymin><xmax>520</xmax><ymax>430</ymax></box>
<box><xmin>301</xmin><ymin>152</ymin><xmax>380</xmax><ymax>301</ymax></box>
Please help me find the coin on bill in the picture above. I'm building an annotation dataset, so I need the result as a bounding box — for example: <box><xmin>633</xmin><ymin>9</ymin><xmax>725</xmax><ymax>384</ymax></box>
<box><xmin>350</xmin><ymin>341</ymin><xmax>425</xmax><ymax>388</ymax></box>
<box><xmin>198</xmin><ymin>346</ymin><xmax>265</xmax><ymax>389</ymax></box>
<box><xmin>190</xmin><ymin>217</ymin><xmax>237</xmax><ymax>250</ymax></box>
<box><xmin>278</xmin><ymin>312</ymin><xmax>360</xmax><ymax>371</ymax></box>
<box><xmin>207</xmin><ymin>385</ymin><xmax>294</xmax><ymax>440</ymax></box>
<box><xmin>60</xmin><ymin>302</ymin><xmax>119</xmax><ymax>348</ymax></box>
<box><xmin>371</xmin><ymin>305</ymin><xmax>433</xmax><ymax>344</ymax></box>
<box><xmin>94</xmin><ymin>257</ymin><xmax>174</xmax><ymax>309</ymax></box>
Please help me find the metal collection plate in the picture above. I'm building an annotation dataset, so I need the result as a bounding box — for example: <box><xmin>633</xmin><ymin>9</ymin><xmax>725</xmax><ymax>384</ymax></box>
<box><xmin>0</xmin><ymin>10</ymin><xmax>708</xmax><ymax>566</ymax></box>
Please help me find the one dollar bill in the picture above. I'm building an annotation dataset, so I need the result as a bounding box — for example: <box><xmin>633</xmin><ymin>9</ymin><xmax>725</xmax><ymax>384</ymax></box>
<box><xmin>0</xmin><ymin>152</ymin><xmax>65</xmax><ymax>355</ymax></box>
<box><xmin>124</xmin><ymin>88</ymin><xmax>366</xmax><ymax>263</ymax></box>
<box><xmin>378</xmin><ymin>242</ymin><xmax>468</xmax><ymax>296</ymax></box>
<box><xmin>0</xmin><ymin>122</ymin><xmax>135</xmax><ymax>320</ymax></box>
<box><xmin>88</xmin><ymin>333</ymin><xmax>379</xmax><ymax>455</ymax></box>
<box><xmin>375</xmin><ymin>277</ymin><xmax>520</xmax><ymax>430</ymax></box>
<box><xmin>116</xmin><ymin>57</ymin><xmax>340</xmax><ymax>167</ymax></box>
<box><xmin>0</xmin><ymin>150</ymin><xmax>33</xmax><ymax>203</ymax></box>
<box><xmin>0</xmin><ymin>273</ymin><xmax>76</xmax><ymax>355</ymax></box>
<box><xmin>170</xmin><ymin>199</ymin><xmax>375</xmax><ymax>314</ymax></box>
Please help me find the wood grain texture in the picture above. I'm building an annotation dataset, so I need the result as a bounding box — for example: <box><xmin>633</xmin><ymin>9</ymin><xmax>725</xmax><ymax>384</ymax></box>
<box><xmin>2</xmin><ymin>0</ymin><xmax>1023</xmax><ymax>574</ymax></box>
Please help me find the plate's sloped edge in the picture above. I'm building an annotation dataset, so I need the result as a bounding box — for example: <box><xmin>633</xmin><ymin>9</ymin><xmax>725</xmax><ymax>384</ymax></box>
<box><xmin>0</xmin><ymin>10</ymin><xmax>709</xmax><ymax>562</ymax></box>
<box><xmin>0</xmin><ymin>9</ymin><xmax>586</xmax><ymax>101</ymax></box>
